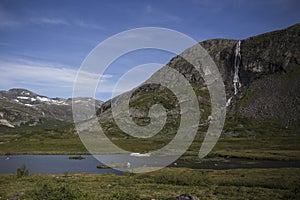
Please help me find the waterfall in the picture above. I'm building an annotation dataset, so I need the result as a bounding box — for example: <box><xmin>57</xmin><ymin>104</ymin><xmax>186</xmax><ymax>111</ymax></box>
<box><xmin>227</xmin><ymin>40</ymin><xmax>242</xmax><ymax>107</ymax></box>
<box><xmin>226</xmin><ymin>97</ymin><xmax>233</xmax><ymax>107</ymax></box>
<box><xmin>233</xmin><ymin>40</ymin><xmax>242</xmax><ymax>95</ymax></box>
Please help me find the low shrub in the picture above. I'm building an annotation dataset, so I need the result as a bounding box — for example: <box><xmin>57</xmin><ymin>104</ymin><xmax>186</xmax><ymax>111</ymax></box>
<box><xmin>27</xmin><ymin>182</ymin><xmax>88</xmax><ymax>200</ymax></box>
<box><xmin>16</xmin><ymin>165</ymin><xmax>29</xmax><ymax>178</ymax></box>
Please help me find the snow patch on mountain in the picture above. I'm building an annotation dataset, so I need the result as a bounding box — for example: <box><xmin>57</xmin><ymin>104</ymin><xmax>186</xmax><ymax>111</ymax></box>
<box><xmin>0</xmin><ymin>119</ymin><xmax>15</xmax><ymax>128</ymax></box>
<box><xmin>36</xmin><ymin>96</ymin><xmax>50</xmax><ymax>102</ymax></box>
<box><xmin>17</xmin><ymin>96</ymin><xmax>30</xmax><ymax>100</ymax></box>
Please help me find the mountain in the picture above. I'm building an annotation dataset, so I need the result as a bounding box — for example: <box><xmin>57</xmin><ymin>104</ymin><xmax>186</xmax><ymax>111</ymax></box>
<box><xmin>0</xmin><ymin>88</ymin><xmax>102</xmax><ymax>128</ymax></box>
<box><xmin>98</xmin><ymin>23</ymin><xmax>300</xmax><ymax>138</ymax></box>
<box><xmin>1</xmin><ymin>24</ymin><xmax>299</xmax><ymax>136</ymax></box>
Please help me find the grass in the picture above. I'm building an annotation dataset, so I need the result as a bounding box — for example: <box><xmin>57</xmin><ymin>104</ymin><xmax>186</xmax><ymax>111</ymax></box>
<box><xmin>0</xmin><ymin>168</ymin><xmax>299</xmax><ymax>199</ymax></box>
<box><xmin>208</xmin><ymin>136</ymin><xmax>300</xmax><ymax>161</ymax></box>
<box><xmin>0</xmin><ymin>128</ymin><xmax>299</xmax><ymax>161</ymax></box>
<box><xmin>0</xmin><ymin>124</ymin><xmax>89</xmax><ymax>155</ymax></box>
<box><xmin>0</xmin><ymin>102</ymin><xmax>299</xmax><ymax>162</ymax></box>
<box><xmin>0</xmin><ymin>134</ymin><xmax>88</xmax><ymax>155</ymax></box>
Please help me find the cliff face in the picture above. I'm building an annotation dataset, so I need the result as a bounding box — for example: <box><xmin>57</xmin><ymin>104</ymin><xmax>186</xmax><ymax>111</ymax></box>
<box><xmin>98</xmin><ymin>23</ymin><xmax>300</xmax><ymax>136</ymax></box>
<box><xmin>236</xmin><ymin>25</ymin><xmax>300</xmax><ymax>126</ymax></box>
<box><xmin>199</xmin><ymin>24</ymin><xmax>300</xmax><ymax>127</ymax></box>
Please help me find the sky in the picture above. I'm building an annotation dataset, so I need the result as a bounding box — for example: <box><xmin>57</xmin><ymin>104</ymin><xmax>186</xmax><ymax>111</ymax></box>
<box><xmin>0</xmin><ymin>0</ymin><xmax>299</xmax><ymax>101</ymax></box>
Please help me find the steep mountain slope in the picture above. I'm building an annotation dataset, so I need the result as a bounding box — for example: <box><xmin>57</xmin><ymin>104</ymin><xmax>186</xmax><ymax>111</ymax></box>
<box><xmin>0</xmin><ymin>88</ymin><xmax>102</xmax><ymax>128</ymax></box>
<box><xmin>98</xmin><ymin>23</ymin><xmax>300</xmax><ymax>138</ymax></box>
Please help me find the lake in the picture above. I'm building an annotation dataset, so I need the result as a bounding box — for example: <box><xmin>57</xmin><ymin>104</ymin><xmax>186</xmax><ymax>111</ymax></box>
<box><xmin>0</xmin><ymin>155</ymin><xmax>122</xmax><ymax>174</ymax></box>
<box><xmin>1</xmin><ymin>155</ymin><xmax>299</xmax><ymax>174</ymax></box>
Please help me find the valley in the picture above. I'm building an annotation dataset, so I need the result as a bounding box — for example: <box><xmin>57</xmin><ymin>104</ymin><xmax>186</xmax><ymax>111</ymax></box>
<box><xmin>0</xmin><ymin>23</ymin><xmax>299</xmax><ymax>199</ymax></box>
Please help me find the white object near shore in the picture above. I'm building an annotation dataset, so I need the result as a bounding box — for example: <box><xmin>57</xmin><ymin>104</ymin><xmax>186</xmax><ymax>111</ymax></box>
<box><xmin>130</xmin><ymin>153</ymin><xmax>151</xmax><ymax>157</ymax></box>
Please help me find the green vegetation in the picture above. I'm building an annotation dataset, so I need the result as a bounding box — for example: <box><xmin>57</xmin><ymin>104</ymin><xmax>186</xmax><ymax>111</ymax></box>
<box><xmin>0</xmin><ymin>121</ymin><xmax>89</xmax><ymax>155</ymax></box>
<box><xmin>16</xmin><ymin>165</ymin><xmax>29</xmax><ymax>178</ymax></box>
<box><xmin>105</xmin><ymin>134</ymin><xmax>300</xmax><ymax>162</ymax></box>
<box><xmin>97</xmin><ymin>162</ymin><xmax>129</xmax><ymax>169</ymax></box>
<box><xmin>0</xmin><ymin>168</ymin><xmax>299</xmax><ymax>199</ymax></box>
<box><xmin>0</xmin><ymin>126</ymin><xmax>299</xmax><ymax>161</ymax></box>
<box><xmin>209</xmin><ymin>136</ymin><xmax>300</xmax><ymax>161</ymax></box>
<box><xmin>28</xmin><ymin>182</ymin><xmax>88</xmax><ymax>200</ymax></box>
<box><xmin>96</xmin><ymin>165</ymin><xmax>110</xmax><ymax>169</ymax></box>
<box><xmin>69</xmin><ymin>155</ymin><xmax>85</xmax><ymax>160</ymax></box>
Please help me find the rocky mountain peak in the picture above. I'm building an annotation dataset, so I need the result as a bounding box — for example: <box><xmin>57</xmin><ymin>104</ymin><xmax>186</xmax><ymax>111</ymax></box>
<box><xmin>97</xmin><ymin>23</ymin><xmax>300</xmax><ymax>135</ymax></box>
<box><xmin>0</xmin><ymin>88</ymin><xmax>103</xmax><ymax>128</ymax></box>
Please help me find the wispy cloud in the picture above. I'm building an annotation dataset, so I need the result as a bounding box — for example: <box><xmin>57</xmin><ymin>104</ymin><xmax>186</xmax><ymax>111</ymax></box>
<box><xmin>29</xmin><ymin>17</ymin><xmax>69</xmax><ymax>25</ymax></box>
<box><xmin>0</xmin><ymin>58</ymin><xmax>162</xmax><ymax>100</ymax></box>
<box><xmin>0</xmin><ymin>15</ymin><xmax>103</xmax><ymax>30</ymax></box>
<box><xmin>0</xmin><ymin>7</ymin><xmax>21</xmax><ymax>28</ymax></box>
<box><xmin>141</xmin><ymin>5</ymin><xmax>182</xmax><ymax>24</ymax></box>
<box><xmin>99</xmin><ymin>63</ymin><xmax>163</xmax><ymax>97</ymax></box>
<box><xmin>146</xmin><ymin>5</ymin><xmax>153</xmax><ymax>13</ymax></box>
<box><xmin>0</xmin><ymin>19</ymin><xmax>21</xmax><ymax>27</ymax></box>
<box><xmin>75</xmin><ymin>20</ymin><xmax>105</xmax><ymax>30</ymax></box>
<box><xmin>0</xmin><ymin>59</ymin><xmax>112</xmax><ymax>97</ymax></box>
<box><xmin>0</xmin><ymin>17</ymin><xmax>69</xmax><ymax>28</ymax></box>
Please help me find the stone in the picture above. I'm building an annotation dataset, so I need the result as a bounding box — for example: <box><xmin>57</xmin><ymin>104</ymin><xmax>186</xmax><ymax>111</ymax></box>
<box><xmin>176</xmin><ymin>194</ymin><xmax>200</xmax><ymax>200</ymax></box>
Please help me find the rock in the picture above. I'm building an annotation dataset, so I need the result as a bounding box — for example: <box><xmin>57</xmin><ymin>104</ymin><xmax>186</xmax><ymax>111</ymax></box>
<box><xmin>176</xmin><ymin>194</ymin><xmax>200</xmax><ymax>200</ymax></box>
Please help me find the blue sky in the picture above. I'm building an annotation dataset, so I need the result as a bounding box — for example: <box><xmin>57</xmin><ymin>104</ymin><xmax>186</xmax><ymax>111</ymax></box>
<box><xmin>0</xmin><ymin>0</ymin><xmax>299</xmax><ymax>100</ymax></box>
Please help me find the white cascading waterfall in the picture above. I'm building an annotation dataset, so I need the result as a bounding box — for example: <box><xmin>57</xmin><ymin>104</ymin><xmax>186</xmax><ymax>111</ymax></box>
<box><xmin>233</xmin><ymin>40</ymin><xmax>242</xmax><ymax>95</ymax></box>
<box><xmin>227</xmin><ymin>40</ymin><xmax>242</xmax><ymax>107</ymax></box>
<box><xmin>226</xmin><ymin>97</ymin><xmax>232</xmax><ymax>107</ymax></box>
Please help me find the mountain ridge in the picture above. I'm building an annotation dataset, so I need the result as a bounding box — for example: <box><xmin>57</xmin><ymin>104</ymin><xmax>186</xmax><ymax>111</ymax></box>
<box><xmin>0</xmin><ymin>88</ymin><xmax>103</xmax><ymax>128</ymax></box>
<box><xmin>1</xmin><ymin>23</ymin><xmax>299</xmax><ymax>135</ymax></box>
<box><xmin>97</xmin><ymin>23</ymin><xmax>300</xmax><ymax>137</ymax></box>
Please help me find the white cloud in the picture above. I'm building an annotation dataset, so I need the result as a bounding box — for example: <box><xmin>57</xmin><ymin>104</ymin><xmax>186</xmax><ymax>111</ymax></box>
<box><xmin>0</xmin><ymin>59</ymin><xmax>112</xmax><ymax>96</ymax></box>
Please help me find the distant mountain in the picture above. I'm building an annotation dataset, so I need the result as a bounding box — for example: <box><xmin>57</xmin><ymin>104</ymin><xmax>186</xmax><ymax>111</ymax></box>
<box><xmin>98</xmin><ymin>23</ymin><xmax>300</xmax><ymax>137</ymax></box>
<box><xmin>0</xmin><ymin>88</ymin><xmax>102</xmax><ymax>128</ymax></box>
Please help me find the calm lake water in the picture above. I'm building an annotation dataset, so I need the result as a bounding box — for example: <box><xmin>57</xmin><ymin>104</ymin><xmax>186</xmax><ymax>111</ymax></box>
<box><xmin>1</xmin><ymin>155</ymin><xmax>299</xmax><ymax>174</ymax></box>
<box><xmin>0</xmin><ymin>155</ymin><xmax>122</xmax><ymax>174</ymax></box>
